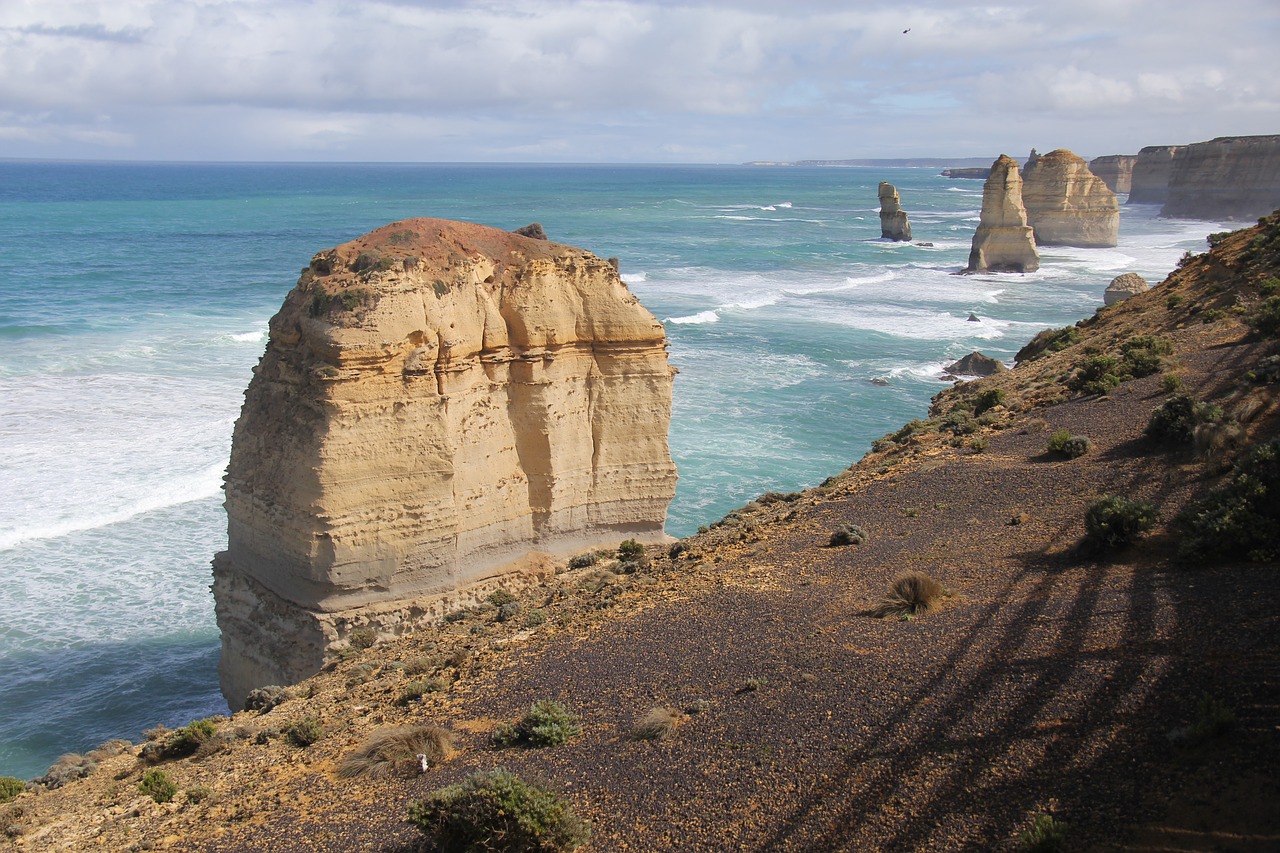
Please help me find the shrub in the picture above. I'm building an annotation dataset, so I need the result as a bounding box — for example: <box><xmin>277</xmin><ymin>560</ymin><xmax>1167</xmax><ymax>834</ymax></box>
<box><xmin>870</xmin><ymin>573</ymin><xmax>946</xmax><ymax>619</ymax></box>
<box><xmin>828</xmin><ymin>523</ymin><xmax>867</xmax><ymax>547</ymax></box>
<box><xmin>160</xmin><ymin>718</ymin><xmax>218</xmax><ymax>760</ymax></box>
<box><xmin>892</xmin><ymin>419</ymin><xmax>929</xmax><ymax>442</ymax></box>
<box><xmin>1046</xmin><ymin>429</ymin><xmax>1090</xmax><ymax>459</ymax></box>
<box><xmin>617</xmin><ymin>539</ymin><xmax>645</xmax><ymax>562</ymax></box>
<box><xmin>1177</xmin><ymin>438</ymin><xmax>1280</xmax><ymax>562</ymax></box>
<box><xmin>628</xmin><ymin>707</ymin><xmax>682</xmax><ymax>742</ymax></box>
<box><xmin>1120</xmin><ymin>335</ymin><xmax>1172</xmax><ymax>378</ymax></box>
<box><xmin>0</xmin><ymin>778</ymin><xmax>24</xmax><ymax>804</ymax></box>
<box><xmin>1084</xmin><ymin>496</ymin><xmax>1157</xmax><ymax>550</ymax></box>
<box><xmin>524</xmin><ymin>609</ymin><xmax>547</xmax><ymax>627</ymax></box>
<box><xmin>338</xmin><ymin>725</ymin><xmax>456</xmax><ymax>778</ymax></box>
<box><xmin>244</xmin><ymin>685</ymin><xmax>289</xmax><ymax>713</ymax></box>
<box><xmin>497</xmin><ymin>601</ymin><xmax>523</xmax><ymax>622</ymax></box>
<box><xmin>1246</xmin><ymin>354</ymin><xmax>1280</xmax><ymax>384</ymax></box>
<box><xmin>284</xmin><ymin>716</ymin><xmax>324</xmax><ymax>748</ymax></box>
<box><xmin>1250</xmin><ymin>295</ymin><xmax>1280</xmax><ymax>336</ymax></box>
<box><xmin>37</xmin><ymin>754</ymin><xmax>95</xmax><ymax>789</ymax></box>
<box><xmin>488</xmin><ymin>588</ymin><xmax>517</xmax><ymax>607</ymax></box>
<box><xmin>138</xmin><ymin>769</ymin><xmax>177</xmax><ymax>804</ymax></box>
<box><xmin>398</xmin><ymin>678</ymin><xmax>447</xmax><ymax>705</ymax></box>
<box><xmin>567</xmin><ymin>552</ymin><xmax>598</xmax><ymax>570</ymax></box>
<box><xmin>968</xmin><ymin>436</ymin><xmax>989</xmax><ymax>453</ymax></box>
<box><xmin>1019</xmin><ymin>813</ymin><xmax>1068</xmax><ymax>852</ymax></box>
<box><xmin>1166</xmin><ymin>294</ymin><xmax>1184</xmax><ymax>309</ymax></box>
<box><xmin>1016</xmin><ymin>326</ymin><xmax>1080</xmax><ymax>362</ymax></box>
<box><xmin>408</xmin><ymin>768</ymin><xmax>588</xmax><ymax>853</ymax></box>
<box><xmin>1182</xmin><ymin>693</ymin><xmax>1237</xmax><ymax>745</ymax></box>
<box><xmin>348</xmin><ymin>627</ymin><xmax>376</xmax><ymax>649</ymax></box>
<box><xmin>972</xmin><ymin>388</ymin><xmax>1006</xmax><ymax>416</ymax></box>
<box><xmin>1160</xmin><ymin>372</ymin><xmax>1185</xmax><ymax>392</ymax></box>
<box><xmin>941</xmin><ymin>410</ymin><xmax>978</xmax><ymax>435</ymax></box>
<box><xmin>1068</xmin><ymin>354</ymin><xmax>1121</xmax><ymax>395</ymax></box>
<box><xmin>1147</xmin><ymin>393</ymin><xmax>1222</xmax><ymax>444</ymax></box>
<box><xmin>494</xmin><ymin>700</ymin><xmax>582</xmax><ymax>748</ymax></box>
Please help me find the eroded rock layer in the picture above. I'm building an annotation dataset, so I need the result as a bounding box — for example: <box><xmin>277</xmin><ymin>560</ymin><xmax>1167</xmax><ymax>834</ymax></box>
<box><xmin>878</xmin><ymin>181</ymin><xmax>912</xmax><ymax>241</ymax></box>
<box><xmin>1128</xmin><ymin>145</ymin><xmax>1184</xmax><ymax>205</ymax></box>
<box><xmin>1088</xmin><ymin>154</ymin><xmax>1136</xmax><ymax>195</ymax></box>
<box><xmin>964</xmin><ymin>155</ymin><xmax>1040</xmax><ymax>274</ymax></box>
<box><xmin>1162</xmin><ymin>135</ymin><xmax>1280</xmax><ymax>221</ymax></box>
<box><xmin>214</xmin><ymin>218</ymin><xmax>678</xmax><ymax>707</ymax></box>
<box><xmin>1021</xmin><ymin>149</ymin><xmax>1119</xmax><ymax>248</ymax></box>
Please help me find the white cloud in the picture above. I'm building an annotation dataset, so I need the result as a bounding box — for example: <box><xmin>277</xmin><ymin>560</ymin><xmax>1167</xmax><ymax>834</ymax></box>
<box><xmin>0</xmin><ymin>0</ymin><xmax>1276</xmax><ymax>161</ymax></box>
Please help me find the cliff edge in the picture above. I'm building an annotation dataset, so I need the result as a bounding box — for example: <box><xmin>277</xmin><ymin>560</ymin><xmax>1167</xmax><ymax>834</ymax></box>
<box><xmin>213</xmin><ymin>218</ymin><xmax>678</xmax><ymax>707</ymax></box>
<box><xmin>1161</xmin><ymin>134</ymin><xmax>1280</xmax><ymax>221</ymax></box>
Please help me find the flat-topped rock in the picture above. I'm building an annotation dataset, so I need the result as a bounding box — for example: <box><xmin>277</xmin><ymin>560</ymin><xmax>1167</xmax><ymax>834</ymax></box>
<box><xmin>1162</xmin><ymin>135</ymin><xmax>1280</xmax><ymax>221</ymax></box>
<box><xmin>213</xmin><ymin>218</ymin><xmax>678</xmax><ymax>707</ymax></box>
<box><xmin>1022</xmin><ymin>149</ymin><xmax>1119</xmax><ymax>248</ymax></box>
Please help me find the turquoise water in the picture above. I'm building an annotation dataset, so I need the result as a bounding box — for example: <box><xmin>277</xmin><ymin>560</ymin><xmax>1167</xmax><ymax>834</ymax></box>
<box><xmin>0</xmin><ymin>161</ymin><xmax>1225</xmax><ymax>779</ymax></box>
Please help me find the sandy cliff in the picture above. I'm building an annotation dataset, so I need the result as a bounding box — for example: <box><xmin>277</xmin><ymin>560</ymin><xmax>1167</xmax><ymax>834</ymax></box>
<box><xmin>1161</xmin><ymin>135</ymin><xmax>1280</xmax><ymax>221</ymax></box>
<box><xmin>1128</xmin><ymin>145</ymin><xmax>1185</xmax><ymax>205</ymax></box>
<box><xmin>964</xmin><ymin>155</ymin><xmax>1040</xmax><ymax>273</ymax></box>
<box><xmin>213</xmin><ymin>219</ymin><xmax>678</xmax><ymax>707</ymax></box>
<box><xmin>1088</xmin><ymin>154</ymin><xmax>1136</xmax><ymax>194</ymax></box>
<box><xmin>1021</xmin><ymin>149</ymin><xmax>1119</xmax><ymax>247</ymax></box>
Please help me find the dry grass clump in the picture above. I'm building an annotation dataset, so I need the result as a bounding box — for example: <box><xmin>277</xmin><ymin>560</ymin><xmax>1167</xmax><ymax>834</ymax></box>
<box><xmin>338</xmin><ymin>725</ymin><xmax>456</xmax><ymax>779</ymax></box>
<box><xmin>870</xmin><ymin>572</ymin><xmax>946</xmax><ymax>619</ymax></box>
<box><xmin>628</xmin><ymin>707</ymin><xmax>682</xmax><ymax>742</ymax></box>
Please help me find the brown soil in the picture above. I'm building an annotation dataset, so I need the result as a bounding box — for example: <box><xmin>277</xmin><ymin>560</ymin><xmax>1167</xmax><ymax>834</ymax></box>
<box><xmin>6</xmin><ymin>217</ymin><xmax>1280</xmax><ymax>852</ymax></box>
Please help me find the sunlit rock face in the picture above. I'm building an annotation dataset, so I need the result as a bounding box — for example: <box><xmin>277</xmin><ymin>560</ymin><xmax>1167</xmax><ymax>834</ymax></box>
<box><xmin>1128</xmin><ymin>145</ymin><xmax>1185</xmax><ymax>205</ymax></box>
<box><xmin>878</xmin><ymin>182</ymin><xmax>912</xmax><ymax>241</ymax></box>
<box><xmin>1022</xmin><ymin>149</ymin><xmax>1119</xmax><ymax>248</ymax></box>
<box><xmin>1161</xmin><ymin>135</ymin><xmax>1280</xmax><ymax>221</ymax></box>
<box><xmin>964</xmin><ymin>155</ymin><xmax>1040</xmax><ymax>274</ymax></box>
<box><xmin>1089</xmin><ymin>154</ymin><xmax>1136</xmax><ymax>195</ymax></box>
<box><xmin>213</xmin><ymin>218</ymin><xmax>678</xmax><ymax>707</ymax></box>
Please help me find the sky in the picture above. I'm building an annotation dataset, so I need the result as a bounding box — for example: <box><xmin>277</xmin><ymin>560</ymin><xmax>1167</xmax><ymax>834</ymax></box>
<box><xmin>1</xmin><ymin>0</ymin><xmax>1277</xmax><ymax>163</ymax></box>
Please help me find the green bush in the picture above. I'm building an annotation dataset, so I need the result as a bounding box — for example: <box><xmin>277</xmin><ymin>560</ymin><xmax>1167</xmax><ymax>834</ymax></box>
<box><xmin>1046</xmin><ymin>429</ymin><xmax>1090</xmax><ymax>459</ymax></box>
<box><xmin>1160</xmin><ymin>373</ymin><xmax>1185</xmax><ymax>392</ymax></box>
<box><xmin>1069</xmin><ymin>354</ymin><xmax>1121</xmax><ymax>395</ymax></box>
<box><xmin>162</xmin><ymin>718</ymin><xmax>218</xmax><ymax>759</ymax></box>
<box><xmin>1246</xmin><ymin>354</ymin><xmax>1280</xmax><ymax>384</ymax></box>
<box><xmin>1183</xmin><ymin>693</ymin><xmax>1237</xmax><ymax>745</ymax></box>
<box><xmin>972</xmin><ymin>388</ymin><xmax>1006</xmax><ymax>416</ymax></box>
<box><xmin>1166</xmin><ymin>294</ymin><xmax>1184</xmax><ymax>309</ymax></box>
<box><xmin>139</xmin><ymin>769</ymin><xmax>178</xmax><ymax>804</ymax></box>
<box><xmin>1146</xmin><ymin>393</ymin><xmax>1222</xmax><ymax>444</ymax></box>
<box><xmin>1016</xmin><ymin>325</ymin><xmax>1080</xmax><ymax>362</ymax></box>
<box><xmin>1018</xmin><ymin>813</ymin><xmax>1068</xmax><ymax>852</ymax></box>
<box><xmin>284</xmin><ymin>716</ymin><xmax>324</xmax><ymax>748</ymax></box>
<box><xmin>347</xmin><ymin>627</ymin><xmax>376</xmax><ymax>649</ymax></box>
<box><xmin>408</xmin><ymin>768</ymin><xmax>588</xmax><ymax>852</ymax></box>
<box><xmin>1177</xmin><ymin>438</ymin><xmax>1280</xmax><ymax>563</ymax></box>
<box><xmin>567</xmin><ymin>552</ymin><xmax>598</xmax><ymax>570</ymax></box>
<box><xmin>1250</xmin><ymin>295</ymin><xmax>1280</xmax><ymax>336</ymax></box>
<box><xmin>0</xmin><ymin>777</ymin><xmax>24</xmax><ymax>803</ymax></box>
<box><xmin>1120</xmin><ymin>335</ymin><xmax>1172</xmax><ymax>378</ymax></box>
<box><xmin>494</xmin><ymin>700</ymin><xmax>582</xmax><ymax>748</ymax></box>
<box><xmin>1084</xmin><ymin>496</ymin><xmax>1157</xmax><ymax>550</ymax></box>
<box><xmin>828</xmin><ymin>523</ymin><xmax>866</xmax><ymax>547</ymax></box>
<box><xmin>941</xmin><ymin>410</ymin><xmax>978</xmax><ymax>435</ymax></box>
<box><xmin>617</xmin><ymin>539</ymin><xmax>645</xmax><ymax>562</ymax></box>
<box><xmin>487</xmin><ymin>588</ymin><xmax>517</xmax><ymax>607</ymax></box>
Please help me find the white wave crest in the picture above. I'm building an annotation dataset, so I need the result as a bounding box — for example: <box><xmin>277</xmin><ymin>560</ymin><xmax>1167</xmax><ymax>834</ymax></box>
<box><xmin>667</xmin><ymin>310</ymin><xmax>720</xmax><ymax>325</ymax></box>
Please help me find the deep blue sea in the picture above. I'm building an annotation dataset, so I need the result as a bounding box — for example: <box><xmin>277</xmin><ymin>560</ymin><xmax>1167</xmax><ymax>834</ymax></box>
<box><xmin>0</xmin><ymin>161</ymin><xmax>1227</xmax><ymax>779</ymax></box>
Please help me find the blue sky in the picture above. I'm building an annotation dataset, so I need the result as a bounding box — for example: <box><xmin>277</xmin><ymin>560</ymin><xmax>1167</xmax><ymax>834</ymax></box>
<box><xmin>1</xmin><ymin>0</ymin><xmax>1277</xmax><ymax>162</ymax></box>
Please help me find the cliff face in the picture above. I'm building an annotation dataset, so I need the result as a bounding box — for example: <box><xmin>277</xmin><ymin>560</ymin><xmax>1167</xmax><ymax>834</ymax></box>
<box><xmin>1021</xmin><ymin>149</ymin><xmax>1119</xmax><ymax>248</ymax></box>
<box><xmin>878</xmin><ymin>181</ymin><xmax>912</xmax><ymax>241</ymax></box>
<box><xmin>1088</xmin><ymin>154</ymin><xmax>1136</xmax><ymax>194</ymax></box>
<box><xmin>213</xmin><ymin>218</ymin><xmax>678</xmax><ymax>707</ymax></box>
<box><xmin>964</xmin><ymin>155</ymin><xmax>1040</xmax><ymax>274</ymax></box>
<box><xmin>1128</xmin><ymin>145</ymin><xmax>1184</xmax><ymax>205</ymax></box>
<box><xmin>1161</xmin><ymin>135</ymin><xmax>1280</xmax><ymax>221</ymax></box>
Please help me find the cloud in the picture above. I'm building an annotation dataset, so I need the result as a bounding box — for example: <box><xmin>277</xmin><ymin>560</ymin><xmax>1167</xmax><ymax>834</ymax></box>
<box><xmin>0</xmin><ymin>0</ymin><xmax>1276</xmax><ymax>161</ymax></box>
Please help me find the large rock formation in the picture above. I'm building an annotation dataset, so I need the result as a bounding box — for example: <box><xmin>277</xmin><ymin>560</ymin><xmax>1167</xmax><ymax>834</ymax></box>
<box><xmin>213</xmin><ymin>218</ymin><xmax>678</xmax><ymax>707</ymax></box>
<box><xmin>1104</xmin><ymin>273</ymin><xmax>1148</xmax><ymax>306</ymax></box>
<box><xmin>1021</xmin><ymin>149</ymin><xmax>1119</xmax><ymax>248</ymax></box>
<box><xmin>963</xmin><ymin>155</ymin><xmax>1040</xmax><ymax>274</ymax></box>
<box><xmin>878</xmin><ymin>181</ymin><xmax>912</xmax><ymax>241</ymax></box>
<box><xmin>1128</xmin><ymin>145</ymin><xmax>1185</xmax><ymax>205</ymax></box>
<box><xmin>1161</xmin><ymin>135</ymin><xmax>1280</xmax><ymax>221</ymax></box>
<box><xmin>1088</xmin><ymin>155</ymin><xmax>1137</xmax><ymax>195</ymax></box>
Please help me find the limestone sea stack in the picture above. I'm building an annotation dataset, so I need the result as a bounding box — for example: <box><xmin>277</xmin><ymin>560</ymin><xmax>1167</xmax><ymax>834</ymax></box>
<box><xmin>1128</xmin><ymin>145</ymin><xmax>1185</xmax><ymax>205</ymax></box>
<box><xmin>1104</xmin><ymin>273</ymin><xmax>1148</xmax><ymax>306</ymax></box>
<box><xmin>1161</xmin><ymin>135</ymin><xmax>1280</xmax><ymax>221</ymax></box>
<box><xmin>1021</xmin><ymin>149</ymin><xmax>1119</xmax><ymax>248</ymax></box>
<box><xmin>878</xmin><ymin>182</ymin><xmax>912</xmax><ymax>241</ymax></box>
<box><xmin>1088</xmin><ymin>155</ymin><xmax>1137</xmax><ymax>195</ymax></box>
<box><xmin>963</xmin><ymin>155</ymin><xmax>1040</xmax><ymax>274</ymax></box>
<box><xmin>213</xmin><ymin>218</ymin><xmax>679</xmax><ymax>707</ymax></box>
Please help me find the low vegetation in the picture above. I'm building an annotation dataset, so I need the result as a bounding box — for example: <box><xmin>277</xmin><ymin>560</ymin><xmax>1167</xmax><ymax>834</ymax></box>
<box><xmin>338</xmin><ymin>725</ymin><xmax>456</xmax><ymax>778</ymax></box>
<box><xmin>870</xmin><ymin>572</ymin><xmax>946</xmax><ymax>619</ymax></box>
<box><xmin>1177</xmin><ymin>438</ymin><xmax>1280</xmax><ymax>562</ymax></box>
<box><xmin>1083</xmin><ymin>496</ymin><xmax>1157</xmax><ymax>550</ymax></box>
<box><xmin>1046</xmin><ymin>428</ymin><xmax>1091</xmax><ymax>459</ymax></box>
<box><xmin>1147</xmin><ymin>393</ymin><xmax>1223</xmax><ymax>444</ymax></box>
<box><xmin>284</xmin><ymin>716</ymin><xmax>324</xmax><ymax>748</ymax></box>
<box><xmin>493</xmin><ymin>700</ymin><xmax>582</xmax><ymax>748</ymax></box>
<box><xmin>628</xmin><ymin>707</ymin><xmax>682</xmax><ymax>742</ymax></box>
<box><xmin>0</xmin><ymin>778</ymin><xmax>24</xmax><ymax>804</ymax></box>
<box><xmin>1018</xmin><ymin>813</ymin><xmax>1068</xmax><ymax>852</ymax></box>
<box><xmin>828</xmin><ymin>523</ymin><xmax>866</xmax><ymax>547</ymax></box>
<box><xmin>407</xmin><ymin>768</ymin><xmax>589</xmax><ymax>853</ymax></box>
<box><xmin>138</xmin><ymin>769</ymin><xmax>177</xmax><ymax>804</ymax></box>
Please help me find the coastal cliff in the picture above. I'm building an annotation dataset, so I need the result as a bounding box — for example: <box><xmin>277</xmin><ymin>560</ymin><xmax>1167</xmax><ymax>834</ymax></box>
<box><xmin>878</xmin><ymin>181</ymin><xmax>912</xmax><ymax>241</ymax></box>
<box><xmin>1161</xmin><ymin>135</ymin><xmax>1280</xmax><ymax>221</ymax></box>
<box><xmin>964</xmin><ymin>155</ymin><xmax>1039</xmax><ymax>273</ymax></box>
<box><xmin>1128</xmin><ymin>145</ymin><xmax>1184</xmax><ymax>204</ymax></box>
<box><xmin>1088</xmin><ymin>154</ymin><xmax>1136</xmax><ymax>194</ymax></box>
<box><xmin>1021</xmin><ymin>149</ymin><xmax>1119</xmax><ymax>248</ymax></box>
<box><xmin>213</xmin><ymin>219</ymin><xmax>678</xmax><ymax>707</ymax></box>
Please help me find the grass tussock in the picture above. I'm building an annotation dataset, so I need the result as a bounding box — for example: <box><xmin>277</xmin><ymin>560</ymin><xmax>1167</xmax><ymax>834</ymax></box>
<box><xmin>338</xmin><ymin>725</ymin><xmax>456</xmax><ymax>779</ymax></box>
<box><xmin>871</xmin><ymin>572</ymin><xmax>946</xmax><ymax>619</ymax></box>
<box><xmin>628</xmin><ymin>707</ymin><xmax>682</xmax><ymax>742</ymax></box>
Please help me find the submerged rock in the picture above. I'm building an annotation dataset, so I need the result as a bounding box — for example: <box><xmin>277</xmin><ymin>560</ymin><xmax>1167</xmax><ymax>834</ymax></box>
<box><xmin>213</xmin><ymin>218</ymin><xmax>678</xmax><ymax>707</ymax></box>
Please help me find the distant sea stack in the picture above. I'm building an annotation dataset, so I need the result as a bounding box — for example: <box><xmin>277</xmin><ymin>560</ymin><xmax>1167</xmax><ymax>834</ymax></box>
<box><xmin>1088</xmin><ymin>155</ymin><xmax>1137</xmax><ymax>194</ymax></box>
<box><xmin>963</xmin><ymin>155</ymin><xmax>1040</xmax><ymax>274</ymax></box>
<box><xmin>213</xmin><ymin>218</ymin><xmax>678</xmax><ymax>707</ymax></box>
<box><xmin>1161</xmin><ymin>135</ymin><xmax>1280</xmax><ymax>221</ymax></box>
<box><xmin>1128</xmin><ymin>145</ymin><xmax>1185</xmax><ymax>205</ymax></box>
<box><xmin>878</xmin><ymin>182</ymin><xmax>912</xmax><ymax>241</ymax></box>
<box><xmin>1021</xmin><ymin>149</ymin><xmax>1119</xmax><ymax>248</ymax></box>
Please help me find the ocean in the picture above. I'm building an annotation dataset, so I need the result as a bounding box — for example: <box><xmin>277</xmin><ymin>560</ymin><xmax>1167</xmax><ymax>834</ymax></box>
<box><xmin>0</xmin><ymin>161</ymin><xmax>1226</xmax><ymax>780</ymax></box>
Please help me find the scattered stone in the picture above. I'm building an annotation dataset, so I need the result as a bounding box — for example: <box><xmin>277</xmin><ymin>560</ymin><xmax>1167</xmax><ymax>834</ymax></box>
<box><xmin>967</xmin><ymin>313</ymin><xmax>981</xmax><ymax>322</ymax></box>
<box><xmin>945</xmin><ymin>352</ymin><xmax>1008</xmax><ymax>377</ymax></box>
<box><xmin>1104</xmin><ymin>273</ymin><xmax>1149</xmax><ymax>306</ymax></box>
<box><xmin>512</xmin><ymin>222</ymin><xmax>548</xmax><ymax>240</ymax></box>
